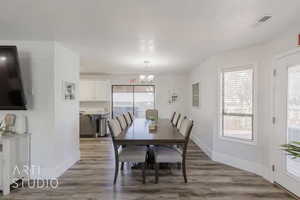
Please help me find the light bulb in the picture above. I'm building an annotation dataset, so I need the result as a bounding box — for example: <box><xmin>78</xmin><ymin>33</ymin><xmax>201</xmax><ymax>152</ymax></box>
<box><xmin>139</xmin><ymin>75</ymin><xmax>146</xmax><ymax>80</ymax></box>
<box><xmin>147</xmin><ymin>75</ymin><xmax>154</xmax><ymax>81</ymax></box>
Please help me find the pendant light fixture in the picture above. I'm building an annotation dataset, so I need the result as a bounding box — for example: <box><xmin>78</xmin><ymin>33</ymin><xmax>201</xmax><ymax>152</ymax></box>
<box><xmin>139</xmin><ymin>61</ymin><xmax>154</xmax><ymax>83</ymax></box>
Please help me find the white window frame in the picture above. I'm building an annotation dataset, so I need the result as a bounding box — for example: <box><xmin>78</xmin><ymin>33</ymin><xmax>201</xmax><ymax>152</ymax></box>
<box><xmin>218</xmin><ymin>64</ymin><xmax>257</xmax><ymax>145</ymax></box>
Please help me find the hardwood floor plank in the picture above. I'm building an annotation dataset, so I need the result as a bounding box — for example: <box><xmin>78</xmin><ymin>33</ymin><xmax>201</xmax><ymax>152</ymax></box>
<box><xmin>2</xmin><ymin>138</ymin><xmax>295</xmax><ymax>200</ymax></box>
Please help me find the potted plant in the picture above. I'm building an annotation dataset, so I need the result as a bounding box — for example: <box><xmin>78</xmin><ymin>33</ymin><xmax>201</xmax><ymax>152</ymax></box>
<box><xmin>148</xmin><ymin>116</ymin><xmax>157</xmax><ymax>131</ymax></box>
<box><xmin>149</xmin><ymin>116</ymin><xmax>157</xmax><ymax>121</ymax></box>
<box><xmin>281</xmin><ymin>141</ymin><xmax>300</xmax><ymax>159</ymax></box>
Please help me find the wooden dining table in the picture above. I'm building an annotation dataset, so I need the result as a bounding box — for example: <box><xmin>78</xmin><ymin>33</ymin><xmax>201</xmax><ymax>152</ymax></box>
<box><xmin>114</xmin><ymin>118</ymin><xmax>185</xmax><ymax>145</ymax></box>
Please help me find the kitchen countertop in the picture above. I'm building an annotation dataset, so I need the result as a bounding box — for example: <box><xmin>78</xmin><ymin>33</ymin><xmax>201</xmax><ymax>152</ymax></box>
<box><xmin>80</xmin><ymin>111</ymin><xmax>110</xmax><ymax>115</ymax></box>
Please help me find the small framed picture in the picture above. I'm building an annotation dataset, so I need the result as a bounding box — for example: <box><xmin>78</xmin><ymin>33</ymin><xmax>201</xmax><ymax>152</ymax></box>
<box><xmin>63</xmin><ymin>81</ymin><xmax>76</xmax><ymax>100</ymax></box>
<box><xmin>192</xmin><ymin>82</ymin><xmax>200</xmax><ymax>107</ymax></box>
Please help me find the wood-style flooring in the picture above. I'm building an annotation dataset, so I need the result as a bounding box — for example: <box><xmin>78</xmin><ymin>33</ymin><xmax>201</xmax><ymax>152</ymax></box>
<box><xmin>3</xmin><ymin>138</ymin><xmax>295</xmax><ymax>200</ymax></box>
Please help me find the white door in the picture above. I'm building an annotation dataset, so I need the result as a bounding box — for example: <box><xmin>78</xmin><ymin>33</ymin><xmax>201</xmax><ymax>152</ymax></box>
<box><xmin>274</xmin><ymin>49</ymin><xmax>300</xmax><ymax>197</ymax></box>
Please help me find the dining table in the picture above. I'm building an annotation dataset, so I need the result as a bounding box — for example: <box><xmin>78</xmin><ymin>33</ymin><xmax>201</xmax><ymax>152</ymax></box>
<box><xmin>114</xmin><ymin>118</ymin><xmax>186</xmax><ymax>146</ymax></box>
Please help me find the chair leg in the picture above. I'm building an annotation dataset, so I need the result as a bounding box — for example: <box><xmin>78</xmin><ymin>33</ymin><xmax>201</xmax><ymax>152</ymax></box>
<box><xmin>177</xmin><ymin>162</ymin><xmax>181</xmax><ymax>169</ymax></box>
<box><xmin>182</xmin><ymin>160</ymin><xmax>187</xmax><ymax>183</ymax></box>
<box><xmin>142</xmin><ymin>163</ymin><xmax>146</xmax><ymax>184</ymax></box>
<box><xmin>121</xmin><ymin>162</ymin><xmax>124</xmax><ymax>170</ymax></box>
<box><xmin>155</xmin><ymin>163</ymin><xmax>159</xmax><ymax>184</ymax></box>
<box><xmin>114</xmin><ymin>161</ymin><xmax>119</xmax><ymax>184</ymax></box>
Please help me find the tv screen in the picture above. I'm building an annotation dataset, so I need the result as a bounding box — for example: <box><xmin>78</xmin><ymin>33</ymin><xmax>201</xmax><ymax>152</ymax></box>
<box><xmin>0</xmin><ymin>46</ymin><xmax>27</xmax><ymax>110</ymax></box>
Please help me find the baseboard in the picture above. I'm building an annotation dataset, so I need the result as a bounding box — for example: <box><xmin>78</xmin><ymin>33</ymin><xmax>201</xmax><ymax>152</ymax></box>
<box><xmin>212</xmin><ymin>150</ymin><xmax>265</xmax><ymax>177</ymax></box>
<box><xmin>191</xmin><ymin>135</ymin><xmax>213</xmax><ymax>158</ymax></box>
<box><xmin>54</xmin><ymin>150</ymin><xmax>80</xmax><ymax>178</ymax></box>
<box><xmin>30</xmin><ymin>150</ymin><xmax>80</xmax><ymax>179</ymax></box>
<box><xmin>190</xmin><ymin>135</ymin><xmax>273</xmax><ymax>183</ymax></box>
<box><xmin>261</xmin><ymin>165</ymin><xmax>273</xmax><ymax>182</ymax></box>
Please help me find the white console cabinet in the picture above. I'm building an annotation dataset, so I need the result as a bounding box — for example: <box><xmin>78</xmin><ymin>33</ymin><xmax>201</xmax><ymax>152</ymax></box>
<box><xmin>80</xmin><ymin>80</ymin><xmax>109</xmax><ymax>102</ymax></box>
<box><xmin>0</xmin><ymin>134</ymin><xmax>30</xmax><ymax>195</ymax></box>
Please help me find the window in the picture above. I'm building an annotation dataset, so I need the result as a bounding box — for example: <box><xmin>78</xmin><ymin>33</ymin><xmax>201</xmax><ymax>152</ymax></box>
<box><xmin>220</xmin><ymin>67</ymin><xmax>254</xmax><ymax>141</ymax></box>
<box><xmin>112</xmin><ymin>85</ymin><xmax>155</xmax><ymax>118</ymax></box>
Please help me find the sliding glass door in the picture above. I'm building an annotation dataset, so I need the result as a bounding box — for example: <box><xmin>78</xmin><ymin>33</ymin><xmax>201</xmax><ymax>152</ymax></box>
<box><xmin>112</xmin><ymin>85</ymin><xmax>134</xmax><ymax>117</ymax></box>
<box><xmin>112</xmin><ymin>85</ymin><xmax>155</xmax><ymax>118</ymax></box>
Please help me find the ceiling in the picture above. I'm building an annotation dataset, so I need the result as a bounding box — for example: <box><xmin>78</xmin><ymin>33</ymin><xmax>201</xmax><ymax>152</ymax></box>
<box><xmin>0</xmin><ymin>0</ymin><xmax>300</xmax><ymax>74</ymax></box>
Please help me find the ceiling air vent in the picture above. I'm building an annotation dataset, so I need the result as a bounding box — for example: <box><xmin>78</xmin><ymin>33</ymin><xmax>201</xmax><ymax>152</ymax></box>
<box><xmin>257</xmin><ymin>15</ymin><xmax>272</xmax><ymax>23</ymax></box>
<box><xmin>252</xmin><ymin>15</ymin><xmax>272</xmax><ymax>27</ymax></box>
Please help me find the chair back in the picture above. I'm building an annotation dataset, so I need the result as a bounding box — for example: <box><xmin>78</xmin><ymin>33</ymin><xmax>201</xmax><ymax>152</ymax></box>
<box><xmin>124</xmin><ymin>112</ymin><xmax>132</xmax><ymax>125</ymax></box>
<box><xmin>176</xmin><ymin>115</ymin><xmax>186</xmax><ymax>129</ymax></box>
<box><xmin>170</xmin><ymin>112</ymin><xmax>175</xmax><ymax>122</ymax></box>
<box><xmin>172</xmin><ymin>112</ymin><xmax>180</xmax><ymax>126</ymax></box>
<box><xmin>128</xmin><ymin>112</ymin><xmax>134</xmax><ymax>121</ymax></box>
<box><xmin>179</xmin><ymin>118</ymin><xmax>194</xmax><ymax>153</ymax></box>
<box><xmin>145</xmin><ymin>109</ymin><xmax>158</xmax><ymax>120</ymax></box>
<box><xmin>116</xmin><ymin>115</ymin><xmax>127</xmax><ymax>130</ymax></box>
<box><xmin>108</xmin><ymin>119</ymin><xmax>122</xmax><ymax>139</ymax></box>
<box><xmin>107</xmin><ymin>119</ymin><xmax>122</xmax><ymax>161</ymax></box>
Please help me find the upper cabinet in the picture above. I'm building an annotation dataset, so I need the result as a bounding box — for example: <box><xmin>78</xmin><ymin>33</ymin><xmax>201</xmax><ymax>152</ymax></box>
<box><xmin>80</xmin><ymin>80</ymin><xmax>95</xmax><ymax>101</ymax></box>
<box><xmin>79</xmin><ymin>80</ymin><xmax>109</xmax><ymax>101</ymax></box>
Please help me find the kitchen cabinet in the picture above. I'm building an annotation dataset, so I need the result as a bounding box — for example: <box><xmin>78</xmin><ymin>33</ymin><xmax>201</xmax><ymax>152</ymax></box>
<box><xmin>79</xmin><ymin>80</ymin><xmax>109</xmax><ymax>101</ymax></box>
<box><xmin>79</xmin><ymin>80</ymin><xmax>94</xmax><ymax>101</ymax></box>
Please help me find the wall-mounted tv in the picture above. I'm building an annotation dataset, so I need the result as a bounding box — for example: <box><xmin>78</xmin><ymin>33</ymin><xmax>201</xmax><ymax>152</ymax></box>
<box><xmin>0</xmin><ymin>46</ymin><xmax>27</xmax><ymax>110</ymax></box>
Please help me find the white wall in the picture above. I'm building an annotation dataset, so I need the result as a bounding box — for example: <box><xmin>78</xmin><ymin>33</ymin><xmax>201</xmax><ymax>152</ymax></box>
<box><xmin>188</xmin><ymin>25</ymin><xmax>300</xmax><ymax>181</ymax></box>
<box><xmin>0</xmin><ymin>41</ymin><xmax>56</xmax><ymax>178</ymax></box>
<box><xmin>80</xmin><ymin>74</ymin><xmax>189</xmax><ymax>119</ymax></box>
<box><xmin>53</xmin><ymin>43</ymin><xmax>80</xmax><ymax>177</ymax></box>
<box><xmin>0</xmin><ymin>41</ymin><xmax>80</xmax><ymax>179</ymax></box>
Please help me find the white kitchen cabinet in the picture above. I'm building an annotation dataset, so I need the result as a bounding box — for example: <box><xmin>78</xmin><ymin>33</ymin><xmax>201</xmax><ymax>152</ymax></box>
<box><xmin>95</xmin><ymin>81</ymin><xmax>109</xmax><ymax>101</ymax></box>
<box><xmin>80</xmin><ymin>80</ymin><xmax>95</xmax><ymax>101</ymax></box>
<box><xmin>80</xmin><ymin>80</ymin><xmax>109</xmax><ymax>101</ymax></box>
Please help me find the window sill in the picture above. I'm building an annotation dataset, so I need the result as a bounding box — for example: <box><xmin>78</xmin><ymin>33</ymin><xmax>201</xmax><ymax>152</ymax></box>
<box><xmin>218</xmin><ymin>135</ymin><xmax>257</xmax><ymax>146</ymax></box>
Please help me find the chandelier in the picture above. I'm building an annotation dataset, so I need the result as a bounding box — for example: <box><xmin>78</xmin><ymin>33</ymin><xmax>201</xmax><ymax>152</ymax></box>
<box><xmin>139</xmin><ymin>61</ymin><xmax>154</xmax><ymax>83</ymax></box>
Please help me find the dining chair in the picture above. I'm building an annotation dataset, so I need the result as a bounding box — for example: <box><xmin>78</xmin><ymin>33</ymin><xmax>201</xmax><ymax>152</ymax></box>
<box><xmin>128</xmin><ymin>112</ymin><xmax>134</xmax><ymax>121</ymax></box>
<box><xmin>176</xmin><ymin>115</ymin><xmax>186</xmax><ymax>130</ymax></box>
<box><xmin>116</xmin><ymin>115</ymin><xmax>127</xmax><ymax>130</ymax></box>
<box><xmin>153</xmin><ymin>118</ymin><xmax>193</xmax><ymax>183</ymax></box>
<box><xmin>108</xmin><ymin>119</ymin><xmax>148</xmax><ymax>184</ymax></box>
<box><xmin>170</xmin><ymin>112</ymin><xmax>175</xmax><ymax>122</ymax></box>
<box><xmin>145</xmin><ymin>109</ymin><xmax>158</xmax><ymax>121</ymax></box>
<box><xmin>123</xmin><ymin>112</ymin><xmax>132</xmax><ymax>125</ymax></box>
<box><xmin>172</xmin><ymin>112</ymin><xmax>181</xmax><ymax>127</ymax></box>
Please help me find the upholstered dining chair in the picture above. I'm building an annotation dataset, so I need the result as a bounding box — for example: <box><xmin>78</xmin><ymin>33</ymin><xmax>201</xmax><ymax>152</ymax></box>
<box><xmin>116</xmin><ymin>115</ymin><xmax>127</xmax><ymax>130</ymax></box>
<box><xmin>123</xmin><ymin>112</ymin><xmax>132</xmax><ymax>125</ymax></box>
<box><xmin>128</xmin><ymin>112</ymin><xmax>134</xmax><ymax>121</ymax></box>
<box><xmin>170</xmin><ymin>112</ymin><xmax>176</xmax><ymax>122</ymax></box>
<box><xmin>108</xmin><ymin>119</ymin><xmax>148</xmax><ymax>184</ymax></box>
<box><xmin>176</xmin><ymin>115</ymin><xmax>186</xmax><ymax>130</ymax></box>
<box><xmin>145</xmin><ymin>109</ymin><xmax>158</xmax><ymax>121</ymax></box>
<box><xmin>153</xmin><ymin>118</ymin><xmax>193</xmax><ymax>183</ymax></box>
<box><xmin>172</xmin><ymin>112</ymin><xmax>181</xmax><ymax>127</ymax></box>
